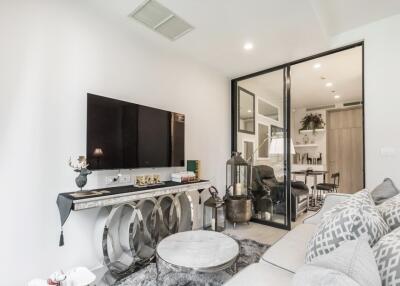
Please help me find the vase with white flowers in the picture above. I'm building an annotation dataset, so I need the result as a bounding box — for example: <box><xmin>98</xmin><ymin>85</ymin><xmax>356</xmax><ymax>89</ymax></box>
<box><xmin>69</xmin><ymin>156</ymin><xmax>92</xmax><ymax>190</ymax></box>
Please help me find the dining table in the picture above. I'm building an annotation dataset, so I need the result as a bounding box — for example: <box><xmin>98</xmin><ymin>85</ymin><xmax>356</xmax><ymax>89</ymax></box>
<box><xmin>292</xmin><ymin>169</ymin><xmax>328</xmax><ymax>210</ymax></box>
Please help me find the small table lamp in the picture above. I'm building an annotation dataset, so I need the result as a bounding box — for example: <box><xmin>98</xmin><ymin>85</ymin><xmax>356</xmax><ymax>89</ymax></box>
<box><xmin>269</xmin><ymin>138</ymin><xmax>296</xmax><ymax>156</ymax></box>
<box><xmin>93</xmin><ymin>148</ymin><xmax>104</xmax><ymax>169</ymax></box>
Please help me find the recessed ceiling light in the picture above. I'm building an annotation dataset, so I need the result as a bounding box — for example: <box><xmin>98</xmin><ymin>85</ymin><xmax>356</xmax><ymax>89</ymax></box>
<box><xmin>243</xmin><ymin>42</ymin><xmax>254</xmax><ymax>51</ymax></box>
<box><xmin>247</xmin><ymin>109</ymin><xmax>252</xmax><ymax>113</ymax></box>
<box><xmin>334</xmin><ymin>95</ymin><xmax>341</xmax><ymax>99</ymax></box>
<box><xmin>313</xmin><ymin>63</ymin><xmax>321</xmax><ymax>69</ymax></box>
<box><xmin>326</xmin><ymin>82</ymin><xmax>333</xmax><ymax>87</ymax></box>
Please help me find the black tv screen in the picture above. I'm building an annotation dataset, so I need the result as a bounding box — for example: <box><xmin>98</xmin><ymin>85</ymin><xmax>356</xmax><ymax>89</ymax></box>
<box><xmin>86</xmin><ymin>93</ymin><xmax>185</xmax><ymax>170</ymax></box>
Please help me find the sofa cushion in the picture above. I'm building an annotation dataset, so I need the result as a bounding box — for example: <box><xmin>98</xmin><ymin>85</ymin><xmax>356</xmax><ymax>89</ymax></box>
<box><xmin>223</xmin><ymin>262</ymin><xmax>293</xmax><ymax>286</ymax></box>
<box><xmin>373</xmin><ymin>227</ymin><xmax>400</xmax><ymax>286</ymax></box>
<box><xmin>293</xmin><ymin>265</ymin><xmax>360</xmax><ymax>286</ymax></box>
<box><xmin>377</xmin><ymin>194</ymin><xmax>400</xmax><ymax>231</ymax></box>
<box><xmin>261</xmin><ymin>223</ymin><xmax>316</xmax><ymax>272</ymax></box>
<box><xmin>295</xmin><ymin>239</ymin><xmax>380</xmax><ymax>286</ymax></box>
<box><xmin>371</xmin><ymin>178</ymin><xmax>400</xmax><ymax>205</ymax></box>
<box><xmin>306</xmin><ymin>189</ymin><xmax>390</xmax><ymax>263</ymax></box>
<box><xmin>321</xmin><ymin>189</ymin><xmax>372</xmax><ymax>221</ymax></box>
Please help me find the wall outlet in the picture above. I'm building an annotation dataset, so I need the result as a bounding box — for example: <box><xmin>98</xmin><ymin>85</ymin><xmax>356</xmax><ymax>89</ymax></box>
<box><xmin>105</xmin><ymin>176</ymin><xmax>115</xmax><ymax>185</ymax></box>
<box><xmin>105</xmin><ymin>174</ymin><xmax>131</xmax><ymax>185</ymax></box>
<box><xmin>380</xmin><ymin>147</ymin><xmax>396</xmax><ymax>157</ymax></box>
<box><xmin>119</xmin><ymin>174</ymin><xmax>131</xmax><ymax>184</ymax></box>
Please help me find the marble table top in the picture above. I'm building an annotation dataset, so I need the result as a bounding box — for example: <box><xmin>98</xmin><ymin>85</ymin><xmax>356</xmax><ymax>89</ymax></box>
<box><xmin>156</xmin><ymin>230</ymin><xmax>239</xmax><ymax>272</ymax></box>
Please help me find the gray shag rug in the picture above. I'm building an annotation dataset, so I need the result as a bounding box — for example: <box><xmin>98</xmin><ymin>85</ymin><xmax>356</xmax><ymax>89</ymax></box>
<box><xmin>114</xmin><ymin>236</ymin><xmax>269</xmax><ymax>286</ymax></box>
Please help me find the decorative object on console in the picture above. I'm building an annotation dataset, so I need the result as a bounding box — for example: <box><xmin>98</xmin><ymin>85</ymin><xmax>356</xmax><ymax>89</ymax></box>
<box><xmin>68</xmin><ymin>156</ymin><xmax>92</xmax><ymax>191</ymax></box>
<box><xmin>203</xmin><ymin>186</ymin><xmax>226</xmax><ymax>231</ymax></box>
<box><xmin>135</xmin><ymin>175</ymin><xmax>146</xmax><ymax>186</ymax></box>
<box><xmin>187</xmin><ymin>160</ymin><xmax>201</xmax><ymax>180</ymax></box>
<box><xmin>145</xmin><ymin>174</ymin><xmax>154</xmax><ymax>185</ymax></box>
<box><xmin>154</xmin><ymin>174</ymin><xmax>161</xmax><ymax>184</ymax></box>
<box><xmin>134</xmin><ymin>174</ymin><xmax>163</xmax><ymax>187</ymax></box>
<box><xmin>299</xmin><ymin>113</ymin><xmax>325</xmax><ymax>134</ymax></box>
<box><xmin>171</xmin><ymin>171</ymin><xmax>197</xmax><ymax>183</ymax></box>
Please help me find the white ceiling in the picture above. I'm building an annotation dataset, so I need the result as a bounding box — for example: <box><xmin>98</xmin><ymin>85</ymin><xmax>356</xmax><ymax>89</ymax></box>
<box><xmin>237</xmin><ymin>46</ymin><xmax>362</xmax><ymax>109</ymax></box>
<box><xmin>86</xmin><ymin>0</ymin><xmax>400</xmax><ymax>77</ymax></box>
<box><xmin>291</xmin><ymin>46</ymin><xmax>362</xmax><ymax>108</ymax></box>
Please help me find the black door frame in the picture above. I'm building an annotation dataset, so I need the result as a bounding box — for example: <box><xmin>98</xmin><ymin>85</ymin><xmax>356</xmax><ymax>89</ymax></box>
<box><xmin>231</xmin><ymin>41</ymin><xmax>365</xmax><ymax>230</ymax></box>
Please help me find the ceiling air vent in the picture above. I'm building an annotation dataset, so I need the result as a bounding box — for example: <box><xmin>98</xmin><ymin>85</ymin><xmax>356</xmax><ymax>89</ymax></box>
<box><xmin>129</xmin><ymin>0</ymin><xmax>194</xmax><ymax>41</ymax></box>
<box><xmin>306</xmin><ymin>105</ymin><xmax>336</xmax><ymax>112</ymax></box>
<box><xmin>343</xmin><ymin>101</ymin><xmax>363</xmax><ymax>107</ymax></box>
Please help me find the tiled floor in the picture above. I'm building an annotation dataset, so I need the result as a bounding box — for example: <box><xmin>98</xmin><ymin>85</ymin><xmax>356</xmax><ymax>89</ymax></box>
<box><xmin>224</xmin><ymin>211</ymin><xmax>315</xmax><ymax>246</ymax></box>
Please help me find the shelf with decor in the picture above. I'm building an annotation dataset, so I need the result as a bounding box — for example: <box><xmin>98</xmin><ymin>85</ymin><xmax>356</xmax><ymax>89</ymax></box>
<box><xmin>294</xmin><ymin>144</ymin><xmax>318</xmax><ymax>148</ymax></box>
<box><xmin>299</xmin><ymin>129</ymin><xmax>325</xmax><ymax>134</ymax></box>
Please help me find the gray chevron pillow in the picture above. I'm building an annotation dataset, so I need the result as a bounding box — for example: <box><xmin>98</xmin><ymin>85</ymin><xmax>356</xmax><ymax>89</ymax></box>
<box><xmin>321</xmin><ymin>189</ymin><xmax>372</xmax><ymax>222</ymax></box>
<box><xmin>306</xmin><ymin>189</ymin><xmax>390</xmax><ymax>263</ymax></box>
<box><xmin>378</xmin><ymin>194</ymin><xmax>400</xmax><ymax>231</ymax></box>
<box><xmin>373</xmin><ymin>227</ymin><xmax>400</xmax><ymax>286</ymax></box>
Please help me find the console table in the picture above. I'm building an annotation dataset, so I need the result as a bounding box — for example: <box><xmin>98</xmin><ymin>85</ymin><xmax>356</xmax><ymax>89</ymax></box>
<box><xmin>56</xmin><ymin>180</ymin><xmax>211</xmax><ymax>281</ymax></box>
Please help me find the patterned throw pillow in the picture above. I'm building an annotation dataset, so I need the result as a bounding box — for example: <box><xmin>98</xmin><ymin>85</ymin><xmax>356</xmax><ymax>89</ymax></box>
<box><xmin>295</xmin><ymin>240</ymin><xmax>381</xmax><ymax>286</ymax></box>
<box><xmin>371</xmin><ymin>178</ymin><xmax>400</xmax><ymax>205</ymax></box>
<box><xmin>306</xmin><ymin>189</ymin><xmax>390</xmax><ymax>263</ymax></box>
<box><xmin>321</xmin><ymin>189</ymin><xmax>372</xmax><ymax>222</ymax></box>
<box><xmin>373</xmin><ymin>227</ymin><xmax>400</xmax><ymax>286</ymax></box>
<box><xmin>378</xmin><ymin>194</ymin><xmax>400</xmax><ymax>231</ymax></box>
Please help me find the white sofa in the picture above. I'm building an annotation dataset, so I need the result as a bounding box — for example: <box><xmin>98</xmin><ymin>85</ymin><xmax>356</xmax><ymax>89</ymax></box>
<box><xmin>224</xmin><ymin>193</ymin><xmax>351</xmax><ymax>286</ymax></box>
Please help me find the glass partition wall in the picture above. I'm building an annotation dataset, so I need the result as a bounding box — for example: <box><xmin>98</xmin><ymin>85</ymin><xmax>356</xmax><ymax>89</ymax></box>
<box><xmin>231</xmin><ymin>42</ymin><xmax>364</xmax><ymax>230</ymax></box>
<box><xmin>232</xmin><ymin>67</ymin><xmax>292</xmax><ymax>229</ymax></box>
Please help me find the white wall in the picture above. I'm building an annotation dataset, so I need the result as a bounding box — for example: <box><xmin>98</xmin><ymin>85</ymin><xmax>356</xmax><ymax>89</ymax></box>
<box><xmin>331</xmin><ymin>14</ymin><xmax>400</xmax><ymax>188</ymax></box>
<box><xmin>0</xmin><ymin>0</ymin><xmax>229</xmax><ymax>283</ymax></box>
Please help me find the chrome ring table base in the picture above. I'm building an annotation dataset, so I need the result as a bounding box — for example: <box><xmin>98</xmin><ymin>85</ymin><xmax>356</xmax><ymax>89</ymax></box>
<box><xmin>96</xmin><ymin>192</ymin><xmax>194</xmax><ymax>280</ymax></box>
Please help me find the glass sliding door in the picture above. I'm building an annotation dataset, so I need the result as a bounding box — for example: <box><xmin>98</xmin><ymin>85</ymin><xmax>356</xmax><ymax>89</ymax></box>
<box><xmin>233</xmin><ymin>67</ymin><xmax>291</xmax><ymax>229</ymax></box>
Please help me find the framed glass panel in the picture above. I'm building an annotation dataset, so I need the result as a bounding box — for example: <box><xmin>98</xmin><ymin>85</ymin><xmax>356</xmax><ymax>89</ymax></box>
<box><xmin>238</xmin><ymin>87</ymin><xmax>255</xmax><ymax>134</ymax></box>
<box><xmin>257</xmin><ymin>123</ymin><xmax>269</xmax><ymax>159</ymax></box>
<box><xmin>234</xmin><ymin>68</ymin><xmax>290</xmax><ymax>229</ymax></box>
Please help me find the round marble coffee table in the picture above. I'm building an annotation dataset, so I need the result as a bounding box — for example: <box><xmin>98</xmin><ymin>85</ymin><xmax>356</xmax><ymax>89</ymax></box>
<box><xmin>156</xmin><ymin>230</ymin><xmax>239</xmax><ymax>274</ymax></box>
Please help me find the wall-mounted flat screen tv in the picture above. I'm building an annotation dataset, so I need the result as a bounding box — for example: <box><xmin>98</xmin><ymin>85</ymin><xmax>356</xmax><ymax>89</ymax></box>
<box><xmin>86</xmin><ymin>93</ymin><xmax>185</xmax><ymax>170</ymax></box>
